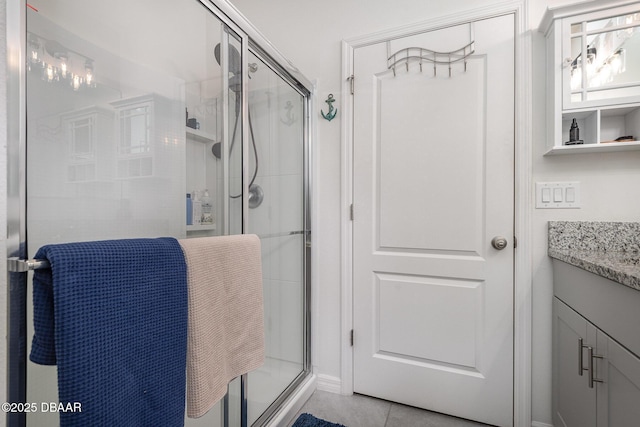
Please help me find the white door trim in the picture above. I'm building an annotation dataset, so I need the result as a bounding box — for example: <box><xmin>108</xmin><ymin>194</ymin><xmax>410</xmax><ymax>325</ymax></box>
<box><xmin>339</xmin><ymin>1</ymin><xmax>532</xmax><ymax>426</ymax></box>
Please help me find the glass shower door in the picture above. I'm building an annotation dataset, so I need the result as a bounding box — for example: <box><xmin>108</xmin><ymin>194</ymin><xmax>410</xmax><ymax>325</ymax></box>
<box><xmin>22</xmin><ymin>0</ymin><xmax>243</xmax><ymax>425</ymax></box>
<box><xmin>245</xmin><ymin>52</ymin><xmax>309</xmax><ymax>425</ymax></box>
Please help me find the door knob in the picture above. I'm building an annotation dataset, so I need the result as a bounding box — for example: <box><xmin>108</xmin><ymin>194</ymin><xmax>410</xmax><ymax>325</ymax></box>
<box><xmin>491</xmin><ymin>236</ymin><xmax>508</xmax><ymax>250</ymax></box>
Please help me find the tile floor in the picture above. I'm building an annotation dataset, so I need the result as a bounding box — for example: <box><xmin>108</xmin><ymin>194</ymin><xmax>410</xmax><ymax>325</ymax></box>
<box><xmin>289</xmin><ymin>390</ymin><xmax>492</xmax><ymax>427</ymax></box>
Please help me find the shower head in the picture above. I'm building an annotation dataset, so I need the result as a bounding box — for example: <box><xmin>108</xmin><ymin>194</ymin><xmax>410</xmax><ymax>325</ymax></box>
<box><xmin>214</xmin><ymin>43</ymin><xmax>241</xmax><ymax>75</ymax></box>
<box><xmin>214</xmin><ymin>43</ymin><xmax>242</xmax><ymax>93</ymax></box>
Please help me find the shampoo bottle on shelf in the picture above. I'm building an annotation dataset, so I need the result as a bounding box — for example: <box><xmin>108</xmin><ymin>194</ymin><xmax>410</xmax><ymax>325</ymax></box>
<box><xmin>192</xmin><ymin>191</ymin><xmax>202</xmax><ymax>226</ymax></box>
<box><xmin>201</xmin><ymin>189</ymin><xmax>214</xmax><ymax>225</ymax></box>
<box><xmin>186</xmin><ymin>193</ymin><xmax>193</xmax><ymax>225</ymax></box>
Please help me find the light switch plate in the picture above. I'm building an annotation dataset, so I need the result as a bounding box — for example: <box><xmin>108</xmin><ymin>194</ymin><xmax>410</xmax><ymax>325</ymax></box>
<box><xmin>536</xmin><ymin>182</ymin><xmax>581</xmax><ymax>209</ymax></box>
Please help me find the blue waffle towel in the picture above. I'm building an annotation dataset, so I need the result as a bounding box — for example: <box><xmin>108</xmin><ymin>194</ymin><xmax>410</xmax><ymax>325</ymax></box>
<box><xmin>30</xmin><ymin>238</ymin><xmax>188</xmax><ymax>426</ymax></box>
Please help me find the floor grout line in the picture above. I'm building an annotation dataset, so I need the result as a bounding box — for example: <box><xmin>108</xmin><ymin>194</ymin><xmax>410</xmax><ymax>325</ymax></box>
<box><xmin>383</xmin><ymin>402</ymin><xmax>392</xmax><ymax>427</ymax></box>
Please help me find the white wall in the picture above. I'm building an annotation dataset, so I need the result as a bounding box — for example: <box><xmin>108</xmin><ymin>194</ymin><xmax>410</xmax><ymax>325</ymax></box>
<box><xmin>227</xmin><ymin>0</ymin><xmax>640</xmax><ymax>425</ymax></box>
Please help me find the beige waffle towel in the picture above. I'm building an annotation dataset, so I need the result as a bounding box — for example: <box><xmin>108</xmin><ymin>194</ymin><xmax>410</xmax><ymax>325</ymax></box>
<box><xmin>179</xmin><ymin>234</ymin><xmax>265</xmax><ymax>418</ymax></box>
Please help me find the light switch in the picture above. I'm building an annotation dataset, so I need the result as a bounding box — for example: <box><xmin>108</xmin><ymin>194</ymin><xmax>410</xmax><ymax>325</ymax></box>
<box><xmin>553</xmin><ymin>188</ymin><xmax>563</xmax><ymax>202</ymax></box>
<box><xmin>536</xmin><ymin>182</ymin><xmax>581</xmax><ymax>209</ymax></box>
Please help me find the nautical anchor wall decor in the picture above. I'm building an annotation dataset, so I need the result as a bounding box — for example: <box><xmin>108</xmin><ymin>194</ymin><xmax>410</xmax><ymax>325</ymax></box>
<box><xmin>321</xmin><ymin>94</ymin><xmax>338</xmax><ymax>121</ymax></box>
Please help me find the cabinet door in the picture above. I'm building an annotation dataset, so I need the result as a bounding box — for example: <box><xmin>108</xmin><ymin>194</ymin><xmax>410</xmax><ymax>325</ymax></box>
<box><xmin>561</xmin><ymin>4</ymin><xmax>640</xmax><ymax>110</ymax></box>
<box><xmin>554</xmin><ymin>298</ymin><xmax>597</xmax><ymax>427</ymax></box>
<box><xmin>596</xmin><ymin>330</ymin><xmax>640</xmax><ymax>427</ymax></box>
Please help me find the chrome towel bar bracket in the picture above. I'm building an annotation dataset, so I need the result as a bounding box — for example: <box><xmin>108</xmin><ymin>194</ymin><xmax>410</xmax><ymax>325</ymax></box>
<box><xmin>7</xmin><ymin>257</ymin><xmax>50</xmax><ymax>272</ymax></box>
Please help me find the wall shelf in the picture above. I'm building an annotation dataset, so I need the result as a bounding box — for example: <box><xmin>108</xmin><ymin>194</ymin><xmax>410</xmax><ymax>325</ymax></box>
<box><xmin>544</xmin><ymin>104</ymin><xmax>640</xmax><ymax>155</ymax></box>
<box><xmin>544</xmin><ymin>140</ymin><xmax>640</xmax><ymax>155</ymax></box>
<box><xmin>186</xmin><ymin>127</ymin><xmax>216</xmax><ymax>143</ymax></box>
<box><xmin>186</xmin><ymin>224</ymin><xmax>216</xmax><ymax>232</ymax></box>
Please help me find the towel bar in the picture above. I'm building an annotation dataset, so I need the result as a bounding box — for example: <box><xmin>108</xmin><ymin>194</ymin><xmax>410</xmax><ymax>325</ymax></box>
<box><xmin>7</xmin><ymin>231</ymin><xmax>309</xmax><ymax>271</ymax></box>
<box><xmin>7</xmin><ymin>257</ymin><xmax>50</xmax><ymax>272</ymax></box>
<box><xmin>257</xmin><ymin>230</ymin><xmax>306</xmax><ymax>239</ymax></box>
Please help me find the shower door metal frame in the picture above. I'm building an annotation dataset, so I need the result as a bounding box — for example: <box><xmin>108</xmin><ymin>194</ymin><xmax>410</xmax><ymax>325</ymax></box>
<box><xmin>199</xmin><ymin>1</ymin><xmax>314</xmax><ymax>423</ymax></box>
<box><xmin>5</xmin><ymin>0</ymin><xmax>314</xmax><ymax>425</ymax></box>
<box><xmin>243</xmin><ymin>40</ymin><xmax>313</xmax><ymax>427</ymax></box>
<box><xmin>5</xmin><ymin>0</ymin><xmax>28</xmax><ymax>425</ymax></box>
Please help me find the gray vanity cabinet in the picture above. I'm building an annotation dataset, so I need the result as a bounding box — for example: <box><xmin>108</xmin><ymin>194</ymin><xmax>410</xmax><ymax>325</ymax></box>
<box><xmin>549</xmin><ymin>221</ymin><xmax>640</xmax><ymax>427</ymax></box>
<box><xmin>553</xmin><ymin>297</ymin><xmax>597</xmax><ymax>427</ymax></box>
<box><xmin>553</xmin><ymin>296</ymin><xmax>640</xmax><ymax>427</ymax></box>
<box><xmin>595</xmin><ymin>329</ymin><xmax>640</xmax><ymax>427</ymax></box>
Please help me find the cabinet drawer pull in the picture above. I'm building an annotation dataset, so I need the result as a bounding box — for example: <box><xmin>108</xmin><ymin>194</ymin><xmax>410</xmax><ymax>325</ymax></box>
<box><xmin>587</xmin><ymin>346</ymin><xmax>604</xmax><ymax>388</ymax></box>
<box><xmin>578</xmin><ymin>338</ymin><xmax>588</xmax><ymax>376</ymax></box>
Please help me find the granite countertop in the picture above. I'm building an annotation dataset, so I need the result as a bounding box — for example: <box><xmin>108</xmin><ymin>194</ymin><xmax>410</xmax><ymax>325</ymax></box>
<box><xmin>548</xmin><ymin>221</ymin><xmax>640</xmax><ymax>292</ymax></box>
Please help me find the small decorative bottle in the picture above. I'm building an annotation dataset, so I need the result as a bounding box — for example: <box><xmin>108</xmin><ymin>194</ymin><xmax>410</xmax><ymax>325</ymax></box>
<box><xmin>566</xmin><ymin>118</ymin><xmax>583</xmax><ymax>145</ymax></box>
<box><xmin>201</xmin><ymin>189</ymin><xmax>214</xmax><ymax>225</ymax></box>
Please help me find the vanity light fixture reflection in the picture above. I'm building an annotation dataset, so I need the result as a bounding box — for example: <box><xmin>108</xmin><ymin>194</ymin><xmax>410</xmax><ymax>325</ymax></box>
<box><xmin>27</xmin><ymin>32</ymin><xmax>97</xmax><ymax>91</ymax></box>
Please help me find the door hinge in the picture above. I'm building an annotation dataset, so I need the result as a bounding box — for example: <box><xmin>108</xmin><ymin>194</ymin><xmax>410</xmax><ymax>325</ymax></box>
<box><xmin>514</xmin><ymin>236</ymin><xmax>518</xmax><ymax>249</ymax></box>
<box><xmin>350</xmin><ymin>204</ymin><xmax>354</xmax><ymax>221</ymax></box>
<box><xmin>350</xmin><ymin>329</ymin><xmax>354</xmax><ymax>346</ymax></box>
<box><xmin>348</xmin><ymin>75</ymin><xmax>354</xmax><ymax>95</ymax></box>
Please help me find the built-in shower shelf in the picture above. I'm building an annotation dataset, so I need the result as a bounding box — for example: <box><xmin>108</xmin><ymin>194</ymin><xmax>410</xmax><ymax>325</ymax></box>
<box><xmin>186</xmin><ymin>127</ymin><xmax>216</xmax><ymax>144</ymax></box>
<box><xmin>186</xmin><ymin>224</ymin><xmax>217</xmax><ymax>232</ymax></box>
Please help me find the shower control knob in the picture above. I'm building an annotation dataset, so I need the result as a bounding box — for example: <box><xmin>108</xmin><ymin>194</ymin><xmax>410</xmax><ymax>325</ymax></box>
<box><xmin>491</xmin><ymin>236</ymin><xmax>508</xmax><ymax>250</ymax></box>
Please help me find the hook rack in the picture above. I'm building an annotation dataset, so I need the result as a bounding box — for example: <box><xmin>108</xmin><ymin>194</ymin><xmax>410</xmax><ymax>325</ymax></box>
<box><xmin>387</xmin><ymin>42</ymin><xmax>475</xmax><ymax>77</ymax></box>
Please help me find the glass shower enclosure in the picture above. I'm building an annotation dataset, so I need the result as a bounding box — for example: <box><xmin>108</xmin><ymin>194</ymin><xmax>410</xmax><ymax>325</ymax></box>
<box><xmin>6</xmin><ymin>0</ymin><xmax>312</xmax><ymax>425</ymax></box>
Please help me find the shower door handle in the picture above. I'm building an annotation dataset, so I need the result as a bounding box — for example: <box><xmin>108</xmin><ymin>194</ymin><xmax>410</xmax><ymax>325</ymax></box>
<box><xmin>491</xmin><ymin>236</ymin><xmax>508</xmax><ymax>250</ymax></box>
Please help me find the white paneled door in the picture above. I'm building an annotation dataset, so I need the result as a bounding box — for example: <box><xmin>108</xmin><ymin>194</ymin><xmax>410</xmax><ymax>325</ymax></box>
<box><xmin>352</xmin><ymin>14</ymin><xmax>515</xmax><ymax>427</ymax></box>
